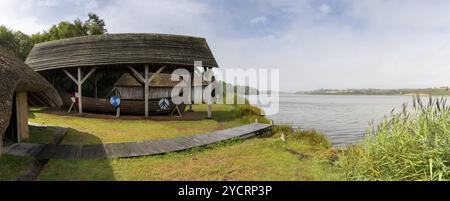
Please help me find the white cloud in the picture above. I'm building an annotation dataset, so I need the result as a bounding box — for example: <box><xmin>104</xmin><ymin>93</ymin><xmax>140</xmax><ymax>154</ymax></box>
<box><xmin>0</xmin><ymin>0</ymin><xmax>449</xmax><ymax>91</ymax></box>
<box><xmin>37</xmin><ymin>0</ymin><xmax>59</xmax><ymax>7</ymax></box>
<box><xmin>98</xmin><ymin>0</ymin><xmax>214</xmax><ymax>36</ymax></box>
<box><xmin>317</xmin><ymin>4</ymin><xmax>332</xmax><ymax>17</ymax></box>
<box><xmin>0</xmin><ymin>0</ymin><xmax>101</xmax><ymax>33</ymax></box>
<box><xmin>249</xmin><ymin>16</ymin><xmax>267</xmax><ymax>24</ymax></box>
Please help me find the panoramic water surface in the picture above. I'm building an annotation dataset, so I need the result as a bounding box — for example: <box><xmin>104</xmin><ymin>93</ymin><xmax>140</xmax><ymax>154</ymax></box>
<box><xmin>257</xmin><ymin>94</ymin><xmax>415</xmax><ymax>147</ymax></box>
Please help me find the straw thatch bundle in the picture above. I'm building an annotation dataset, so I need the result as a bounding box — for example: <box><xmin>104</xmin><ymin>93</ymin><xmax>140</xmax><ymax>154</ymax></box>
<box><xmin>0</xmin><ymin>48</ymin><xmax>62</xmax><ymax>146</ymax></box>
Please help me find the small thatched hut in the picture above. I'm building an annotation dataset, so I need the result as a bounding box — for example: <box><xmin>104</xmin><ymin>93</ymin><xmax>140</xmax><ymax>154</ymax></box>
<box><xmin>113</xmin><ymin>73</ymin><xmax>206</xmax><ymax>100</ymax></box>
<box><xmin>0</xmin><ymin>48</ymin><xmax>62</xmax><ymax>154</ymax></box>
<box><xmin>113</xmin><ymin>73</ymin><xmax>184</xmax><ymax>100</ymax></box>
<box><xmin>25</xmin><ymin>33</ymin><xmax>218</xmax><ymax>117</ymax></box>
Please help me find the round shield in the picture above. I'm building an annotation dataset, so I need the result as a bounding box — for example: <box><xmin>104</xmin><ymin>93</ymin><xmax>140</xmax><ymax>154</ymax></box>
<box><xmin>70</xmin><ymin>92</ymin><xmax>78</xmax><ymax>103</ymax></box>
<box><xmin>159</xmin><ymin>98</ymin><xmax>170</xmax><ymax>110</ymax></box>
<box><xmin>110</xmin><ymin>96</ymin><xmax>121</xmax><ymax>107</ymax></box>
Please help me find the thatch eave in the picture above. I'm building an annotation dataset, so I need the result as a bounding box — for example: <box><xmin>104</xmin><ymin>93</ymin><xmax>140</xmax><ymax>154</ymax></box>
<box><xmin>0</xmin><ymin>48</ymin><xmax>62</xmax><ymax>139</ymax></box>
<box><xmin>26</xmin><ymin>33</ymin><xmax>219</xmax><ymax>72</ymax></box>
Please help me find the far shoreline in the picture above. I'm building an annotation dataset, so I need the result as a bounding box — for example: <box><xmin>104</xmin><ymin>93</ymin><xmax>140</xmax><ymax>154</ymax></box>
<box><xmin>292</xmin><ymin>93</ymin><xmax>449</xmax><ymax>97</ymax></box>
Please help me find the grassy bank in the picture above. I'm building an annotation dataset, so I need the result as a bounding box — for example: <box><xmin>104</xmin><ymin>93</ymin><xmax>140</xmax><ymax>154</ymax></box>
<box><xmin>32</xmin><ymin>102</ymin><xmax>337</xmax><ymax>180</ymax></box>
<box><xmin>5</xmin><ymin>97</ymin><xmax>447</xmax><ymax>181</ymax></box>
<box><xmin>338</xmin><ymin>97</ymin><xmax>450</xmax><ymax>181</ymax></box>
<box><xmin>19</xmin><ymin>103</ymin><xmax>339</xmax><ymax>181</ymax></box>
<box><xmin>38</xmin><ymin>126</ymin><xmax>340</xmax><ymax>181</ymax></box>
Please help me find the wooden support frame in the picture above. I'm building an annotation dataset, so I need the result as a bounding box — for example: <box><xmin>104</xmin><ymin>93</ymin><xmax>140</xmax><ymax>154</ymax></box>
<box><xmin>128</xmin><ymin>65</ymin><xmax>166</xmax><ymax>117</ymax></box>
<box><xmin>63</xmin><ymin>67</ymin><xmax>97</xmax><ymax>114</ymax></box>
<box><xmin>63</xmin><ymin>70</ymin><xmax>78</xmax><ymax>84</ymax></box>
<box><xmin>77</xmin><ymin>68</ymin><xmax>82</xmax><ymax>114</ymax></box>
<box><xmin>171</xmin><ymin>104</ymin><xmax>183</xmax><ymax>118</ymax></box>
<box><xmin>144</xmin><ymin>65</ymin><xmax>149</xmax><ymax>117</ymax></box>
<box><xmin>128</xmin><ymin>65</ymin><xmax>166</xmax><ymax>84</ymax></box>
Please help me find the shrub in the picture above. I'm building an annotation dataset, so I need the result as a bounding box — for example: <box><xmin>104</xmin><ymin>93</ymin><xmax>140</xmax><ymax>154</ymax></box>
<box><xmin>289</xmin><ymin>129</ymin><xmax>332</xmax><ymax>149</ymax></box>
<box><xmin>272</xmin><ymin>125</ymin><xmax>293</xmax><ymax>134</ymax></box>
<box><xmin>339</xmin><ymin>97</ymin><xmax>450</xmax><ymax>181</ymax></box>
<box><xmin>272</xmin><ymin>124</ymin><xmax>332</xmax><ymax>148</ymax></box>
<box><xmin>233</xmin><ymin>104</ymin><xmax>263</xmax><ymax>116</ymax></box>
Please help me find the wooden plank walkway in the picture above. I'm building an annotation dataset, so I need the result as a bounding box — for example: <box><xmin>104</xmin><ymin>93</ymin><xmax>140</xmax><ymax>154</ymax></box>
<box><xmin>5</xmin><ymin>123</ymin><xmax>272</xmax><ymax>160</ymax></box>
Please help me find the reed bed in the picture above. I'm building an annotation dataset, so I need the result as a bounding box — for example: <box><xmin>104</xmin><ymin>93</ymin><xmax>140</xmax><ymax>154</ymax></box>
<box><xmin>339</xmin><ymin>96</ymin><xmax>450</xmax><ymax>181</ymax></box>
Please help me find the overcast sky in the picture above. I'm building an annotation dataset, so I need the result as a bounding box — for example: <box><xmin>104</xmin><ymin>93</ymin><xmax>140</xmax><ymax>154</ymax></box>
<box><xmin>1</xmin><ymin>0</ymin><xmax>449</xmax><ymax>91</ymax></box>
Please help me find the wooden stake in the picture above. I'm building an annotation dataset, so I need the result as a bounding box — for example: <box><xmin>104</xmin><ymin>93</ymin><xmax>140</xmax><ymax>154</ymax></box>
<box><xmin>207</xmin><ymin>103</ymin><xmax>212</xmax><ymax>119</ymax></box>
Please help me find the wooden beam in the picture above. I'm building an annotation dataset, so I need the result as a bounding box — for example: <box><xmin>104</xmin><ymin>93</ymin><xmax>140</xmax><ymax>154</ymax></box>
<box><xmin>148</xmin><ymin>66</ymin><xmax>166</xmax><ymax>84</ymax></box>
<box><xmin>128</xmin><ymin>66</ymin><xmax>145</xmax><ymax>82</ymax></box>
<box><xmin>81</xmin><ymin>67</ymin><xmax>96</xmax><ymax>84</ymax></box>
<box><xmin>144</xmin><ymin>65</ymin><xmax>149</xmax><ymax>117</ymax></box>
<box><xmin>63</xmin><ymin>69</ymin><xmax>79</xmax><ymax>84</ymax></box>
<box><xmin>77</xmin><ymin>67</ymin><xmax>83</xmax><ymax>114</ymax></box>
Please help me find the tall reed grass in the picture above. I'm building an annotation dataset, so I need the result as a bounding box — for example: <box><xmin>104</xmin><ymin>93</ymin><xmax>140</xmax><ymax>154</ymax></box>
<box><xmin>339</xmin><ymin>96</ymin><xmax>450</xmax><ymax>181</ymax></box>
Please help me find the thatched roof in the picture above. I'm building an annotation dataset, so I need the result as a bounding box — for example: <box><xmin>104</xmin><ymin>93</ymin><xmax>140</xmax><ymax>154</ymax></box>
<box><xmin>115</xmin><ymin>73</ymin><xmax>207</xmax><ymax>88</ymax></box>
<box><xmin>25</xmin><ymin>33</ymin><xmax>219</xmax><ymax>71</ymax></box>
<box><xmin>116</xmin><ymin>73</ymin><xmax>143</xmax><ymax>87</ymax></box>
<box><xmin>0</xmin><ymin>48</ymin><xmax>62</xmax><ymax>139</ymax></box>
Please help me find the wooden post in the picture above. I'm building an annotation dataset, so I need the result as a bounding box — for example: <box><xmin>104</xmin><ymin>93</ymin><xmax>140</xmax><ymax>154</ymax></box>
<box><xmin>144</xmin><ymin>65</ymin><xmax>149</xmax><ymax>117</ymax></box>
<box><xmin>207</xmin><ymin>103</ymin><xmax>212</xmax><ymax>119</ymax></box>
<box><xmin>128</xmin><ymin>65</ymin><xmax>165</xmax><ymax>117</ymax></box>
<box><xmin>94</xmin><ymin>72</ymin><xmax>98</xmax><ymax>98</ymax></box>
<box><xmin>63</xmin><ymin>67</ymin><xmax>96</xmax><ymax>115</ymax></box>
<box><xmin>77</xmin><ymin>67</ymin><xmax>83</xmax><ymax>114</ymax></box>
<box><xmin>188</xmin><ymin>69</ymin><xmax>194</xmax><ymax>112</ymax></box>
<box><xmin>206</xmin><ymin>67</ymin><xmax>213</xmax><ymax>119</ymax></box>
<box><xmin>116</xmin><ymin>107</ymin><xmax>121</xmax><ymax>118</ymax></box>
<box><xmin>16</xmin><ymin>92</ymin><xmax>29</xmax><ymax>141</ymax></box>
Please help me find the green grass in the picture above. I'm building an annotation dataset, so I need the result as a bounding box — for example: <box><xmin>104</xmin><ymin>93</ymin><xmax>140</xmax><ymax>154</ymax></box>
<box><xmin>38</xmin><ymin>127</ymin><xmax>340</xmax><ymax>181</ymax></box>
<box><xmin>28</xmin><ymin>104</ymin><xmax>264</xmax><ymax>145</ymax></box>
<box><xmin>338</xmin><ymin>97</ymin><xmax>450</xmax><ymax>181</ymax></box>
<box><xmin>0</xmin><ymin>125</ymin><xmax>59</xmax><ymax>181</ymax></box>
<box><xmin>21</xmin><ymin>103</ymin><xmax>341</xmax><ymax>181</ymax></box>
<box><xmin>22</xmin><ymin>126</ymin><xmax>58</xmax><ymax>144</ymax></box>
<box><xmin>0</xmin><ymin>155</ymin><xmax>35</xmax><ymax>181</ymax></box>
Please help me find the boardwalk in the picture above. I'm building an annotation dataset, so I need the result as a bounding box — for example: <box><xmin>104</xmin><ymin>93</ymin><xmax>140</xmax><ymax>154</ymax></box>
<box><xmin>5</xmin><ymin>123</ymin><xmax>272</xmax><ymax>160</ymax></box>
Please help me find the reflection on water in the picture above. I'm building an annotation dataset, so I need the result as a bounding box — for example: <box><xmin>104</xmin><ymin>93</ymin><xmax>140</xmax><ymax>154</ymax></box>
<box><xmin>256</xmin><ymin>94</ymin><xmax>415</xmax><ymax>147</ymax></box>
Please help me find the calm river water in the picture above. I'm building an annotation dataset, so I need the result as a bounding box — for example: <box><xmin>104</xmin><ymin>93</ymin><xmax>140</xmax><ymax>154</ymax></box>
<box><xmin>257</xmin><ymin>94</ymin><xmax>415</xmax><ymax>147</ymax></box>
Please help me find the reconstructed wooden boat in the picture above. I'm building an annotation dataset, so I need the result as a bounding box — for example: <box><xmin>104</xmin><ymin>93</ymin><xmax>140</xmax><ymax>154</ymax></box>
<box><xmin>61</xmin><ymin>93</ymin><xmax>185</xmax><ymax>115</ymax></box>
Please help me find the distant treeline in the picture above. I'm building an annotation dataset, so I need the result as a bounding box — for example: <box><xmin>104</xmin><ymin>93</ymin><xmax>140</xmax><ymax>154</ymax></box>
<box><xmin>297</xmin><ymin>87</ymin><xmax>450</xmax><ymax>96</ymax></box>
<box><xmin>217</xmin><ymin>81</ymin><xmax>259</xmax><ymax>95</ymax></box>
<box><xmin>0</xmin><ymin>13</ymin><xmax>107</xmax><ymax>61</ymax></box>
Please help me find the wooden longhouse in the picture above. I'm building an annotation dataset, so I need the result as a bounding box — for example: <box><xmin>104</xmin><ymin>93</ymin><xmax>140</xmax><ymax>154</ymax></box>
<box><xmin>25</xmin><ymin>33</ymin><xmax>218</xmax><ymax>117</ymax></box>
